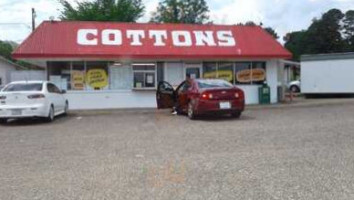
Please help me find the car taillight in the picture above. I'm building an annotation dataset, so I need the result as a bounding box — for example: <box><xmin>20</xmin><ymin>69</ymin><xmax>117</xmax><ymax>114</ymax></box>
<box><xmin>0</xmin><ymin>96</ymin><xmax>6</xmax><ymax>100</ymax></box>
<box><xmin>27</xmin><ymin>94</ymin><xmax>45</xmax><ymax>99</ymax></box>
<box><xmin>235</xmin><ymin>90</ymin><xmax>244</xmax><ymax>99</ymax></box>
<box><xmin>201</xmin><ymin>93</ymin><xmax>213</xmax><ymax>99</ymax></box>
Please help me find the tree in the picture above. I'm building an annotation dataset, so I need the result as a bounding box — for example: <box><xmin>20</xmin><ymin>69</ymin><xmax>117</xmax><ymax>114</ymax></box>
<box><xmin>151</xmin><ymin>0</ymin><xmax>210</xmax><ymax>24</ymax></box>
<box><xmin>59</xmin><ymin>0</ymin><xmax>145</xmax><ymax>22</ymax></box>
<box><xmin>305</xmin><ymin>9</ymin><xmax>345</xmax><ymax>53</ymax></box>
<box><xmin>284</xmin><ymin>31</ymin><xmax>309</xmax><ymax>61</ymax></box>
<box><xmin>284</xmin><ymin>8</ymin><xmax>351</xmax><ymax>61</ymax></box>
<box><xmin>0</xmin><ymin>40</ymin><xmax>14</xmax><ymax>61</ymax></box>
<box><xmin>343</xmin><ymin>10</ymin><xmax>354</xmax><ymax>51</ymax></box>
<box><xmin>264</xmin><ymin>27</ymin><xmax>279</xmax><ymax>40</ymax></box>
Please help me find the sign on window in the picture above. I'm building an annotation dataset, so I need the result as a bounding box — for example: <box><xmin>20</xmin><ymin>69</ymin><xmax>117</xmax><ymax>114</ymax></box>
<box><xmin>86</xmin><ymin>69</ymin><xmax>108</xmax><ymax>89</ymax></box>
<box><xmin>72</xmin><ymin>71</ymin><xmax>85</xmax><ymax>90</ymax></box>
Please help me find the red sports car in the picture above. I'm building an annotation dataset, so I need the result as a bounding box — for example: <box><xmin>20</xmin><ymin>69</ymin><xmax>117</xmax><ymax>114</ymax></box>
<box><xmin>156</xmin><ymin>79</ymin><xmax>245</xmax><ymax>119</ymax></box>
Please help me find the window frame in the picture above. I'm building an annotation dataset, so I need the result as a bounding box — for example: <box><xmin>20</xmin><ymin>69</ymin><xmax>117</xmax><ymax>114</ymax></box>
<box><xmin>132</xmin><ymin>63</ymin><xmax>157</xmax><ymax>90</ymax></box>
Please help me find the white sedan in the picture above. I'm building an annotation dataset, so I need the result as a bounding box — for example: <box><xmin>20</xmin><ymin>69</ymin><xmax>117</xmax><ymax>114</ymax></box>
<box><xmin>288</xmin><ymin>80</ymin><xmax>301</xmax><ymax>93</ymax></box>
<box><xmin>0</xmin><ymin>81</ymin><xmax>68</xmax><ymax>123</ymax></box>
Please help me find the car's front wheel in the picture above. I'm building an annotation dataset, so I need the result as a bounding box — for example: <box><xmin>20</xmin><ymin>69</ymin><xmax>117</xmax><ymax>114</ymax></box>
<box><xmin>290</xmin><ymin>85</ymin><xmax>300</xmax><ymax>93</ymax></box>
<box><xmin>0</xmin><ymin>118</ymin><xmax>8</xmax><ymax>124</ymax></box>
<box><xmin>45</xmin><ymin>105</ymin><xmax>55</xmax><ymax>122</ymax></box>
<box><xmin>187</xmin><ymin>102</ymin><xmax>197</xmax><ymax>120</ymax></box>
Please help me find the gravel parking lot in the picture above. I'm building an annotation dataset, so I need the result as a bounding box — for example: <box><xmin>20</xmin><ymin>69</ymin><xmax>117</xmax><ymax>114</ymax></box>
<box><xmin>1</xmin><ymin>101</ymin><xmax>354</xmax><ymax>200</ymax></box>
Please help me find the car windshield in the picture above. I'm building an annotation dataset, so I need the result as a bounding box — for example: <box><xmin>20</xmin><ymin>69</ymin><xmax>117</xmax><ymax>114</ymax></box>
<box><xmin>197</xmin><ymin>79</ymin><xmax>233</xmax><ymax>89</ymax></box>
<box><xmin>2</xmin><ymin>83</ymin><xmax>43</xmax><ymax>92</ymax></box>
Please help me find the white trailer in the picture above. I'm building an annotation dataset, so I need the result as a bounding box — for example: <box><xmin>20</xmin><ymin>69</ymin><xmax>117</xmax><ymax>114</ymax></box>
<box><xmin>301</xmin><ymin>53</ymin><xmax>354</xmax><ymax>95</ymax></box>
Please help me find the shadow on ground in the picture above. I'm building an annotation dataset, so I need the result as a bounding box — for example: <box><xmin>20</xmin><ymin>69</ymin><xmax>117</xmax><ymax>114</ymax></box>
<box><xmin>0</xmin><ymin>114</ymin><xmax>72</xmax><ymax>127</ymax></box>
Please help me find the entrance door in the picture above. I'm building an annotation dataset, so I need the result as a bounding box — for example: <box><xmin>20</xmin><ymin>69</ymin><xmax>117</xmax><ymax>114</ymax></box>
<box><xmin>185</xmin><ymin>64</ymin><xmax>202</xmax><ymax>79</ymax></box>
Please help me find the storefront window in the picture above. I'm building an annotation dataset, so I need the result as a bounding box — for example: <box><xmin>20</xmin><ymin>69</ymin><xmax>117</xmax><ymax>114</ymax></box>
<box><xmin>203</xmin><ymin>62</ymin><xmax>217</xmax><ymax>79</ymax></box>
<box><xmin>48</xmin><ymin>61</ymin><xmax>71</xmax><ymax>90</ymax></box>
<box><xmin>217</xmin><ymin>62</ymin><xmax>234</xmax><ymax>84</ymax></box>
<box><xmin>235</xmin><ymin>62</ymin><xmax>252</xmax><ymax>85</ymax></box>
<box><xmin>109</xmin><ymin>63</ymin><xmax>133</xmax><ymax>90</ymax></box>
<box><xmin>132</xmin><ymin>64</ymin><xmax>156</xmax><ymax>89</ymax></box>
<box><xmin>251</xmin><ymin>62</ymin><xmax>266</xmax><ymax>85</ymax></box>
<box><xmin>234</xmin><ymin>62</ymin><xmax>266</xmax><ymax>85</ymax></box>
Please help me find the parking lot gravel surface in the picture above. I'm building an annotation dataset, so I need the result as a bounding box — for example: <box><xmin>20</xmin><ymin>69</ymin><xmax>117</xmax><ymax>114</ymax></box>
<box><xmin>1</xmin><ymin>102</ymin><xmax>354</xmax><ymax>200</ymax></box>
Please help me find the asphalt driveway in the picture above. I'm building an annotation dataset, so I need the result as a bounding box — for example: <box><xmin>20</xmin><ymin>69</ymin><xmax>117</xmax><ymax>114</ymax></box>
<box><xmin>1</xmin><ymin>101</ymin><xmax>354</xmax><ymax>199</ymax></box>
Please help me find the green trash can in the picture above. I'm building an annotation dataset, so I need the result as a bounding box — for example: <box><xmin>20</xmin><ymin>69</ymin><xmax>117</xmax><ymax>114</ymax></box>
<box><xmin>259</xmin><ymin>84</ymin><xmax>271</xmax><ymax>104</ymax></box>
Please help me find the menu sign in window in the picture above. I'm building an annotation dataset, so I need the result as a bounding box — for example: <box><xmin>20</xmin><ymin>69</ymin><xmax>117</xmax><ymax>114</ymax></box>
<box><xmin>71</xmin><ymin>71</ymin><xmax>85</xmax><ymax>90</ymax></box>
<box><xmin>86</xmin><ymin>69</ymin><xmax>108</xmax><ymax>89</ymax></box>
<box><xmin>236</xmin><ymin>68</ymin><xmax>266</xmax><ymax>83</ymax></box>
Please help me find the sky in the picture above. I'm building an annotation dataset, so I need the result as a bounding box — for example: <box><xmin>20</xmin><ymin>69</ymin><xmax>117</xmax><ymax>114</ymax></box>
<box><xmin>0</xmin><ymin>0</ymin><xmax>354</xmax><ymax>44</ymax></box>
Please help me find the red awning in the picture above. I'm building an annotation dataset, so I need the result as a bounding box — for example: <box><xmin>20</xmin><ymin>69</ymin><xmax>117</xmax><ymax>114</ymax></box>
<box><xmin>13</xmin><ymin>21</ymin><xmax>291</xmax><ymax>60</ymax></box>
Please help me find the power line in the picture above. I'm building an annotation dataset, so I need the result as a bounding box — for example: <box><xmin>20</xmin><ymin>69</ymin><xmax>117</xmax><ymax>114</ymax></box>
<box><xmin>0</xmin><ymin>23</ymin><xmax>31</xmax><ymax>29</ymax></box>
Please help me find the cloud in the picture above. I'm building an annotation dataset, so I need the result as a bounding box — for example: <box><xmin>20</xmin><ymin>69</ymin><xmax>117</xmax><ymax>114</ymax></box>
<box><xmin>208</xmin><ymin>0</ymin><xmax>354</xmax><ymax>41</ymax></box>
<box><xmin>1</xmin><ymin>0</ymin><xmax>354</xmax><ymax>43</ymax></box>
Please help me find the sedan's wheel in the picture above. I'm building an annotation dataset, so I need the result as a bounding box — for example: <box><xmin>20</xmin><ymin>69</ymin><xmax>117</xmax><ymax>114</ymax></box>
<box><xmin>187</xmin><ymin>102</ymin><xmax>196</xmax><ymax>120</ymax></box>
<box><xmin>46</xmin><ymin>106</ymin><xmax>55</xmax><ymax>122</ymax></box>
<box><xmin>64</xmin><ymin>102</ymin><xmax>69</xmax><ymax>115</ymax></box>
<box><xmin>231</xmin><ymin>111</ymin><xmax>241</xmax><ymax>119</ymax></box>
<box><xmin>0</xmin><ymin>118</ymin><xmax>7</xmax><ymax>124</ymax></box>
<box><xmin>290</xmin><ymin>85</ymin><xmax>300</xmax><ymax>93</ymax></box>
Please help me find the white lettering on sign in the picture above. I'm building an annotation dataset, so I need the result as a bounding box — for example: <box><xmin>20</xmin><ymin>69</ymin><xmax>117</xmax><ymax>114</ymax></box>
<box><xmin>77</xmin><ymin>29</ymin><xmax>98</xmax><ymax>45</ymax></box>
<box><xmin>149</xmin><ymin>30</ymin><xmax>167</xmax><ymax>46</ymax></box>
<box><xmin>172</xmin><ymin>31</ymin><xmax>192</xmax><ymax>47</ymax></box>
<box><xmin>77</xmin><ymin>29</ymin><xmax>237</xmax><ymax>47</ymax></box>
<box><xmin>217</xmin><ymin>31</ymin><xmax>236</xmax><ymax>46</ymax></box>
<box><xmin>194</xmin><ymin>31</ymin><xmax>216</xmax><ymax>46</ymax></box>
<box><xmin>127</xmin><ymin>30</ymin><xmax>145</xmax><ymax>46</ymax></box>
<box><xmin>102</xmin><ymin>29</ymin><xmax>122</xmax><ymax>45</ymax></box>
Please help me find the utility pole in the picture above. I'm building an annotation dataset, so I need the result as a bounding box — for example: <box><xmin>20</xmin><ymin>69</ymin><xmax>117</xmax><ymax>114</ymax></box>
<box><xmin>31</xmin><ymin>8</ymin><xmax>36</xmax><ymax>32</ymax></box>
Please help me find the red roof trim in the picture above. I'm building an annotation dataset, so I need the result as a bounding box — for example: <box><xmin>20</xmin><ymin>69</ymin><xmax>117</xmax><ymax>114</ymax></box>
<box><xmin>13</xmin><ymin>21</ymin><xmax>292</xmax><ymax>60</ymax></box>
<box><xmin>12</xmin><ymin>53</ymin><xmax>291</xmax><ymax>60</ymax></box>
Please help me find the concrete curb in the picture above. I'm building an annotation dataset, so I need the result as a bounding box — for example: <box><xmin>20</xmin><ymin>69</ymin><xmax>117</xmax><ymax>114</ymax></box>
<box><xmin>69</xmin><ymin>98</ymin><xmax>354</xmax><ymax>116</ymax></box>
<box><xmin>248</xmin><ymin>98</ymin><xmax>354</xmax><ymax>110</ymax></box>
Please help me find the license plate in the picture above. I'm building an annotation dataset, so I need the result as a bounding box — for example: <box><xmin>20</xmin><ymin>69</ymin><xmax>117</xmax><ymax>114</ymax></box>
<box><xmin>219</xmin><ymin>102</ymin><xmax>231</xmax><ymax>109</ymax></box>
<box><xmin>11</xmin><ymin>109</ymin><xmax>22</xmax><ymax>116</ymax></box>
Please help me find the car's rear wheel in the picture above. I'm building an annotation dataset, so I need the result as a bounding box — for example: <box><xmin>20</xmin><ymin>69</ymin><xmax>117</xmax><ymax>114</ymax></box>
<box><xmin>290</xmin><ymin>85</ymin><xmax>300</xmax><ymax>93</ymax></box>
<box><xmin>45</xmin><ymin>105</ymin><xmax>55</xmax><ymax>122</ymax></box>
<box><xmin>187</xmin><ymin>102</ymin><xmax>196</xmax><ymax>120</ymax></box>
<box><xmin>231</xmin><ymin>111</ymin><xmax>241</xmax><ymax>118</ymax></box>
<box><xmin>0</xmin><ymin>118</ymin><xmax>7</xmax><ymax>124</ymax></box>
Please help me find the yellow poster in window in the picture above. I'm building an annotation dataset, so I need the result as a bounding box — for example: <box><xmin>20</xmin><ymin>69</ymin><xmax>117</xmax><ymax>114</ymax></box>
<box><xmin>86</xmin><ymin>69</ymin><xmax>108</xmax><ymax>89</ymax></box>
<box><xmin>71</xmin><ymin>71</ymin><xmax>85</xmax><ymax>90</ymax></box>
<box><xmin>236</xmin><ymin>68</ymin><xmax>266</xmax><ymax>83</ymax></box>
<box><xmin>203</xmin><ymin>71</ymin><xmax>217</xmax><ymax>79</ymax></box>
<box><xmin>216</xmin><ymin>70</ymin><xmax>233</xmax><ymax>82</ymax></box>
<box><xmin>252</xmin><ymin>68</ymin><xmax>266</xmax><ymax>81</ymax></box>
<box><xmin>203</xmin><ymin>70</ymin><xmax>233</xmax><ymax>82</ymax></box>
<box><xmin>236</xmin><ymin>69</ymin><xmax>252</xmax><ymax>83</ymax></box>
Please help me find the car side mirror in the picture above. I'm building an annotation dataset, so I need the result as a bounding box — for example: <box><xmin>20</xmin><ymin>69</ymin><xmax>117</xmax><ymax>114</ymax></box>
<box><xmin>61</xmin><ymin>90</ymin><xmax>66</xmax><ymax>94</ymax></box>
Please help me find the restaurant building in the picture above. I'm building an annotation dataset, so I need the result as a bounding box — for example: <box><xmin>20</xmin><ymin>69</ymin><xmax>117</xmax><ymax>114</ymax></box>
<box><xmin>13</xmin><ymin>21</ymin><xmax>291</xmax><ymax>110</ymax></box>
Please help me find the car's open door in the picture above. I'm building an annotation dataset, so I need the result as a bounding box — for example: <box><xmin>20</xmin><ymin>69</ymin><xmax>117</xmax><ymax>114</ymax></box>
<box><xmin>156</xmin><ymin>81</ymin><xmax>175</xmax><ymax>109</ymax></box>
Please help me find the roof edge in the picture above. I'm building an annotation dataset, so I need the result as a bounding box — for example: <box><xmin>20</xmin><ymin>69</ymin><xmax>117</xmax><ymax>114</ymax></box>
<box><xmin>301</xmin><ymin>52</ymin><xmax>354</xmax><ymax>61</ymax></box>
<box><xmin>11</xmin><ymin>21</ymin><xmax>46</xmax><ymax>59</ymax></box>
<box><xmin>0</xmin><ymin>56</ymin><xmax>25</xmax><ymax>69</ymax></box>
